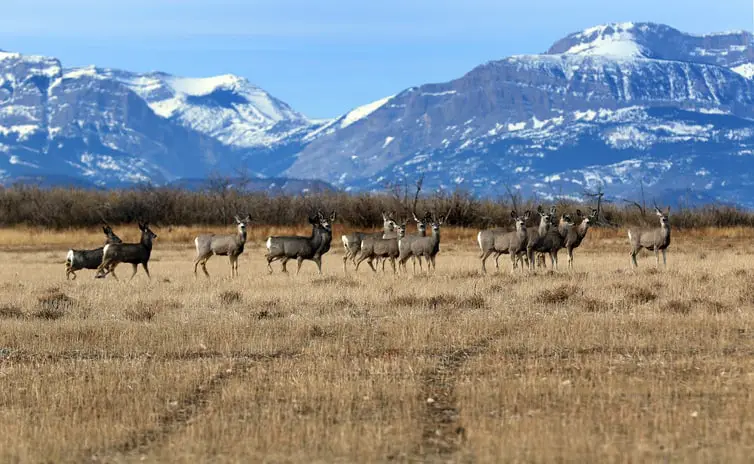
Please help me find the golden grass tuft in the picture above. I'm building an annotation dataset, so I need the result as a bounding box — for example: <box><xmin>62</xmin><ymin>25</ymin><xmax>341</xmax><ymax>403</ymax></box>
<box><xmin>0</xmin><ymin>304</ymin><xmax>25</xmax><ymax>319</ymax></box>
<box><xmin>218</xmin><ymin>290</ymin><xmax>242</xmax><ymax>305</ymax></box>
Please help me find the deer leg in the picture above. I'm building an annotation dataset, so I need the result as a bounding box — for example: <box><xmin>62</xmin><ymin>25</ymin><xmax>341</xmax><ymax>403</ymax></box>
<box><xmin>314</xmin><ymin>257</ymin><xmax>323</xmax><ymax>274</ymax></box>
<box><xmin>552</xmin><ymin>251</ymin><xmax>559</xmax><ymax>271</ymax></box>
<box><xmin>296</xmin><ymin>257</ymin><xmax>304</xmax><ymax>275</ymax></box>
<box><xmin>629</xmin><ymin>249</ymin><xmax>638</xmax><ymax>268</ymax></box>
<box><xmin>494</xmin><ymin>252</ymin><xmax>501</xmax><ymax>273</ymax></box>
<box><xmin>142</xmin><ymin>262</ymin><xmax>151</xmax><ymax>280</ymax></box>
<box><xmin>129</xmin><ymin>263</ymin><xmax>138</xmax><ymax>281</ymax></box>
<box><xmin>200</xmin><ymin>261</ymin><xmax>210</xmax><ymax>278</ymax></box>
<box><xmin>367</xmin><ymin>258</ymin><xmax>377</xmax><ymax>273</ymax></box>
<box><xmin>480</xmin><ymin>249</ymin><xmax>492</xmax><ymax>273</ymax></box>
<box><xmin>281</xmin><ymin>257</ymin><xmax>290</xmax><ymax>273</ymax></box>
<box><xmin>381</xmin><ymin>257</ymin><xmax>386</xmax><ymax>272</ymax></box>
<box><xmin>390</xmin><ymin>257</ymin><xmax>397</xmax><ymax>274</ymax></box>
<box><xmin>662</xmin><ymin>249</ymin><xmax>667</xmax><ymax>267</ymax></box>
<box><xmin>266</xmin><ymin>257</ymin><xmax>274</xmax><ymax>273</ymax></box>
<box><xmin>654</xmin><ymin>248</ymin><xmax>660</xmax><ymax>268</ymax></box>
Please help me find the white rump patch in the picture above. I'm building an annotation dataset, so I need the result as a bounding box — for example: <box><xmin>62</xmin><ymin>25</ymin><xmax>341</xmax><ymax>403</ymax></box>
<box><xmin>66</xmin><ymin>249</ymin><xmax>74</xmax><ymax>265</ymax></box>
<box><xmin>477</xmin><ymin>231</ymin><xmax>483</xmax><ymax>250</ymax></box>
<box><xmin>265</xmin><ymin>237</ymin><xmax>271</xmax><ymax>250</ymax></box>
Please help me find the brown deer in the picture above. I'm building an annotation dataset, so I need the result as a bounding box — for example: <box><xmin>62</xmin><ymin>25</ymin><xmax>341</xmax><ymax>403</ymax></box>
<box><xmin>96</xmin><ymin>223</ymin><xmax>157</xmax><ymax>280</ymax></box>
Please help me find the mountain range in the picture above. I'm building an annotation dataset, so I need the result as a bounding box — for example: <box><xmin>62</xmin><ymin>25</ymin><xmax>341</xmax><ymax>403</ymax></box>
<box><xmin>3</xmin><ymin>22</ymin><xmax>754</xmax><ymax>204</ymax></box>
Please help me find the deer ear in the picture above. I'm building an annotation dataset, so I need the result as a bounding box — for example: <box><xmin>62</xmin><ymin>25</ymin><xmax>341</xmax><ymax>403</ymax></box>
<box><xmin>511</xmin><ymin>210</ymin><xmax>517</xmax><ymax>218</ymax></box>
<box><xmin>550</xmin><ymin>206</ymin><xmax>556</xmax><ymax>215</ymax></box>
<box><xmin>330</xmin><ymin>211</ymin><xmax>337</xmax><ymax>221</ymax></box>
<box><xmin>234</xmin><ymin>215</ymin><xmax>241</xmax><ymax>223</ymax></box>
<box><xmin>537</xmin><ymin>205</ymin><xmax>543</xmax><ymax>214</ymax></box>
<box><xmin>665</xmin><ymin>206</ymin><xmax>670</xmax><ymax>215</ymax></box>
<box><xmin>576</xmin><ymin>209</ymin><xmax>582</xmax><ymax>217</ymax></box>
<box><xmin>655</xmin><ymin>208</ymin><xmax>663</xmax><ymax>217</ymax></box>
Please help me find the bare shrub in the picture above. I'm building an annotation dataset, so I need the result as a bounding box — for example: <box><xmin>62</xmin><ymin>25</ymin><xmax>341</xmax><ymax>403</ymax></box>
<box><xmin>0</xmin><ymin>304</ymin><xmax>25</xmax><ymax>319</ymax></box>
<box><xmin>536</xmin><ymin>285</ymin><xmax>578</xmax><ymax>305</ymax></box>
<box><xmin>624</xmin><ymin>287</ymin><xmax>657</xmax><ymax>305</ymax></box>
<box><xmin>580</xmin><ymin>297</ymin><xmax>610</xmax><ymax>313</ymax></box>
<box><xmin>34</xmin><ymin>288</ymin><xmax>73</xmax><ymax>320</ymax></box>
<box><xmin>125</xmin><ymin>304</ymin><xmax>157</xmax><ymax>322</ymax></box>
<box><xmin>662</xmin><ymin>300</ymin><xmax>692</xmax><ymax>315</ymax></box>
<box><xmin>218</xmin><ymin>290</ymin><xmax>242</xmax><ymax>305</ymax></box>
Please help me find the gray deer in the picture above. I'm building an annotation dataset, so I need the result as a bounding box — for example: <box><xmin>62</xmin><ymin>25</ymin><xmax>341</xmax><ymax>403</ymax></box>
<box><xmin>341</xmin><ymin>212</ymin><xmax>396</xmax><ymax>273</ymax></box>
<box><xmin>96</xmin><ymin>223</ymin><xmax>158</xmax><ymax>280</ymax></box>
<box><xmin>266</xmin><ymin>211</ymin><xmax>336</xmax><ymax>274</ymax></box>
<box><xmin>398</xmin><ymin>212</ymin><xmax>429</xmax><ymax>273</ymax></box>
<box><xmin>629</xmin><ymin>204</ymin><xmax>671</xmax><ymax>268</ymax></box>
<box><xmin>527</xmin><ymin>213</ymin><xmax>574</xmax><ymax>271</ymax></box>
<box><xmin>565</xmin><ymin>208</ymin><xmax>598</xmax><ymax>269</ymax></box>
<box><xmin>65</xmin><ymin>225</ymin><xmax>123</xmax><ymax>280</ymax></box>
<box><xmin>477</xmin><ymin>210</ymin><xmax>532</xmax><ymax>273</ymax></box>
<box><xmin>523</xmin><ymin>205</ymin><xmax>555</xmax><ymax>270</ymax></box>
<box><xmin>356</xmin><ymin>221</ymin><xmax>406</xmax><ymax>273</ymax></box>
<box><xmin>398</xmin><ymin>210</ymin><xmax>450</xmax><ymax>273</ymax></box>
<box><xmin>193</xmin><ymin>214</ymin><xmax>252</xmax><ymax>278</ymax></box>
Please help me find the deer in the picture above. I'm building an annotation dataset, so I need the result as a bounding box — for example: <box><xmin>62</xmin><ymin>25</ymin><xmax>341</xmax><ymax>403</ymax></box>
<box><xmin>629</xmin><ymin>204</ymin><xmax>671</xmax><ymax>268</ymax></box>
<box><xmin>527</xmin><ymin>213</ymin><xmax>574</xmax><ymax>271</ymax></box>
<box><xmin>523</xmin><ymin>205</ymin><xmax>555</xmax><ymax>270</ymax></box>
<box><xmin>193</xmin><ymin>214</ymin><xmax>252</xmax><ymax>278</ymax></box>
<box><xmin>65</xmin><ymin>225</ymin><xmax>123</xmax><ymax>280</ymax></box>
<box><xmin>399</xmin><ymin>209</ymin><xmax>451</xmax><ymax>273</ymax></box>
<box><xmin>398</xmin><ymin>212</ymin><xmax>429</xmax><ymax>273</ymax></box>
<box><xmin>355</xmin><ymin>221</ymin><xmax>406</xmax><ymax>273</ymax></box>
<box><xmin>565</xmin><ymin>208</ymin><xmax>598</xmax><ymax>269</ymax></box>
<box><xmin>266</xmin><ymin>211</ymin><xmax>336</xmax><ymax>274</ymax></box>
<box><xmin>341</xmin><ymin>212</ymin><xmax>397</xmax><ymax>272</ymax></box>
<box><xmin>477</xmin><ymin>210</ymin><xmax>532</xmax><ymax>273</ymax></box>
<box><xmin>96</xmin><ymin>223</ymin><xmax>158</xmax><ymax>280</ymax></box>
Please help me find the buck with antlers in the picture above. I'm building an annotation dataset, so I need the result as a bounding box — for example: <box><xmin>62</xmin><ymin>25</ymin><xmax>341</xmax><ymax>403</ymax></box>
<box><xmin>193</xmin><ymin>214</ymin><xmax>251</xmax><ymax>278</ymax></box>
<box><xmin>628</xmin><ymin>203</ymin><xmax>671</xmax><ymax>268</ymax></box>
<box><xmin>65</xmin><ymin>224</ymin><xmax>122</xmax><ymax>280</ymax></box>
<box><xmin>266</xmin><ymin>211</ymin><xmax>336</xmax><ymax>274</ymax></box>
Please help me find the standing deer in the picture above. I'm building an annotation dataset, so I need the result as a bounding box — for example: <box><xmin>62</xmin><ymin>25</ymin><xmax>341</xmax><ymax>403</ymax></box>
<box><xmin>266</xmin><ymin>211</ymin><xmax>336</xmax><ymax>274</ymax></box>
<box><xmin>527</xmin><ymin>213</ymin><xmax>574</xmax><ymax>271</ymax></box>
<box><xmin>65</xmin><ymin>225</ymin><xmax>122</xmax><ymax>280</ymax></box>
<box><xmin>193</xmin><ymin>214</ymin><xmax>251</xmax><ymax>278</ymax></box>
<box><xmin>565</xmin><ymin>208</ymin><xmax>598</xmax><ymax>269</ymax></box>
<box><xmin>96</xmin><ymin>223</ymin><xmax>158</xmax><ymax>280</ymax></box>
<box><xmin>356</xmin><ymin>221</ymin><xmax>406</xmax><ymax>273</ymax></box>
<box><xmin>524</xmin><ymin>205</ymin><xmax>555</xmax><ymax>270</ymax></box>
<box><xmin>399</xmin><ymin>210</ymin><xmax>451</xmax><ymax>273</ymax></box>
<box><xmin>398</xmin><ymin>212</ymin><xmax>429</xmax><ymax>273</ymax></box>
<box><xmin>629</xmin><ymin>204</ymin><xmax>671</xmax><ymax>268</ymax></box>
<box><xmin>341</xmin><ymin>212</ymin><xmax>396</xmax><ymax>272</ymax></box>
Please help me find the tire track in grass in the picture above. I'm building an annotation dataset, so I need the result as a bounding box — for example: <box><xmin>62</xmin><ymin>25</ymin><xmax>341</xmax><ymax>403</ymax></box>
<box><xmin>85</xmin><ymin>349</ymin><xmax>303</xmax><ymax>462</ymax></box>
<box><xmin>413</xmin><ymin>331</ymin><xmax>505</xmax><ymax>462</ymax></box>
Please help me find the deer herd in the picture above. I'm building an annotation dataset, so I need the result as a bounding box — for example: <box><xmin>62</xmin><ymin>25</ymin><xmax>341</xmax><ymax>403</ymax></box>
<box><xmin>63</xmin><ymin>202</ymin><xmax>672</xmax><ymax>281</ymax></box>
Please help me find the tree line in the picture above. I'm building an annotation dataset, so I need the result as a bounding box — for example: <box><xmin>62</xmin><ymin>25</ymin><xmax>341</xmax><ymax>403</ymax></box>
<box><xmin>0</xmin><ymin>184</ymin><xmax>751</xmax><ymax>230</ymax></box>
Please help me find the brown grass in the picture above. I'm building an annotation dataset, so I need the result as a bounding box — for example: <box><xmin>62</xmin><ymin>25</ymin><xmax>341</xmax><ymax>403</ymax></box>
<box><xmin>1</xmin><ymin>227</ymin><xmax>754</xmax><ymax>462</ymax></box>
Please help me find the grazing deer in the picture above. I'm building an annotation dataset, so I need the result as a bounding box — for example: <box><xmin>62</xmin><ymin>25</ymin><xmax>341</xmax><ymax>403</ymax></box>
<box><xmin>399</xmin><ymin>210</ymin><xmax>451</xmax><ymax>273</ymax></box>
<box><xmin>356</xmin><ymin>221</ymin><xmax>406</xmax><ymax>273</ymax></box>
<box><xmin>398</xmin><ymin>212</ymin><xmax>429</xmax><ymax>273</ymax></box>
<box><xmin>193</xmin><ymin>214</ymin><xmax>251</xmax><ymax>278</ymax></box>
<box><xmin>341</xmin><ymin>212</ymin><xmax>396</xmax><ymax>273</ymax></box>
<box><xmin>528</xmin><ymin>214</ymin><xmax>574</xmax><ymax>271</ymax></box>
<box><xmin>565</xmin><ymin>209</ymin><xmax>597</xmax><ymax>269</ymax></box>
<box><xmin>266</xmin><ymin>211</ymin><xmax>336</xmax><ymax>274</ymax></box>
<box><xmin>96</xmin><ymin>223</ymin><xmax>158</xmax><ymax>280</ymax></box>
<box><xmin>65</xmin><ymin>225</ymin><xmax>122</xmax><ymax>280</ymax></box>
<box><xmin>629</xmin><ymin>204</ymin><xmax>671</xmax><ymax>268</ymax></box>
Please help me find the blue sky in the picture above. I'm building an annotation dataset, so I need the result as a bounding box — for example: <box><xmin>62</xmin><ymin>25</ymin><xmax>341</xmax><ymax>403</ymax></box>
<box><xmin>1</xmin><ymin>0</ymin><xmax>751</xmax><ymax>118</ymax></box>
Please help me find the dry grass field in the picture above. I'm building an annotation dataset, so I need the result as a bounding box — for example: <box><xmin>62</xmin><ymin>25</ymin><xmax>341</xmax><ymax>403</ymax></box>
<box><xmin>2</xmin><ymin>224</ymin><xmax>754</xmax><ymax>462</ymax></box>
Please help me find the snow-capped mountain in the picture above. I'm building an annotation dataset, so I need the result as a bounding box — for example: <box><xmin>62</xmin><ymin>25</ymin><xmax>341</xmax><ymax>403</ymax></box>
<box><xmin>0</xmin><ymin>50</ymin><xmax>329</xmax><ymax>191</ymax></box>
<box><xmin>285</xmin><ymin>22</ymin><xmax>754</xmax><ymax>205</ymax></box>
<box><xmin>6</xmin><ymin>22</ymin><xmax>754</xmax><ymax>205</ymax></box>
